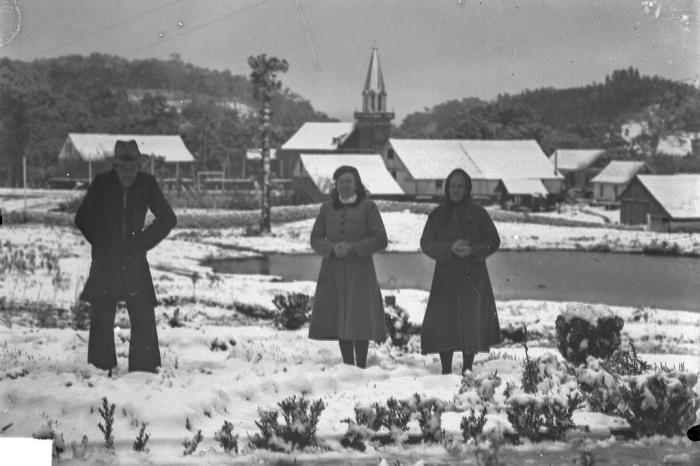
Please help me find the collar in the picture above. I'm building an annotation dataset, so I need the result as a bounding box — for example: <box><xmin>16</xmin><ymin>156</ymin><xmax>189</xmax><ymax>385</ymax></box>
<box><xmin>339</xmin><ymin>193</ymin><xmax>358</xmax><ymax>204</ymax></box>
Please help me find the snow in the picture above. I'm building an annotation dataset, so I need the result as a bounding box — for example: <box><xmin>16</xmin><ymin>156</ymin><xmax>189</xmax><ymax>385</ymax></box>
<box><xmin>1</xmin><ymin>200</ymin><xmax>700</xmax><ymax>463</ymax></box>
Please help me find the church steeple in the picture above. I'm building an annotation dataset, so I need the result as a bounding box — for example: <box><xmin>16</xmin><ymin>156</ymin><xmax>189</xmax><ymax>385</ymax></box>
<box><xmin>362</xmin><ymin>47</ymin><xmax>387</xmax><ymax>112</ymax></box>
<box><xmin>353</xmin><ymin>47</ymin><xmax>394</xmax><ymax>152</ymax></box>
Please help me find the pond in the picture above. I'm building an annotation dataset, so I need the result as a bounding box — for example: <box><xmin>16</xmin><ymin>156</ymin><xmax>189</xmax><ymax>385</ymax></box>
<box><xmin>205</xmin><ymin>250</ymin><xmax>700</xmax><ymax>312</ymax></box>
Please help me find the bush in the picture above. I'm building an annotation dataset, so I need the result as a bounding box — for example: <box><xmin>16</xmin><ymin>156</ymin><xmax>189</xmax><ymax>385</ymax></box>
<box><xmin>97</xmin><ymin>397</ymin><xmax>115</xmax><ymax>450</ymax></box>
<box><xmin>383</xmin><ymin>296</ymin><xmax>420</xmax><ymax>349</ymax></box>
<box><xmin>601</xmin><ymin>342</ymin><xmax>650</xmax><ymax>376</ymax></box>
<box><xmin>555</xmin><ymin>304</ymin><xmax>624</xmax><ymax>365</ymax></box>
<box><xmin>460</xmin><ymin>408</ymin><xmax>487</xmax><ymax>444</ymax></box>
<box><xmin>71</xmin><ymin>301</ymin><xmax>90</xmax><ymax>330</ymax></box>
<box><xmin>132</xmin><ymin>422</ymin><xmax>150</xmax><ymax>453</ymax></box>
<box><xmin>576</xmin><ymin>357</ymin><xmax>625</xmax><ymax>415</ymax></box>
<box><xmin>409</xmin><ymin>394</ymin><xmax>446</xmax><ymax>442</ymax></box>
<box><xmin>460</xmin><ymin>371</ymin><xmax>502</xmax><ymax>402</ymax></box>
<box><xmin>618</xmin><ymin>370</ymin><xmax>699</xmax><ymax>437</ymax></box>
<box><xmin>214</xmin><ymin>420</ymin><xmax>239</xmax><ymax>454</ymax></box>
<box><xmin>271</xmin><ymin>293</ymin><xmax>313</xmax><ymax>330</ymax></box>
<box><xmin>32</xmin><ymin>420</ymin><xmax>65</xmax><ymax>460</ymax></box>
<box><xmin>506</xmin><ymin>391</ymin><xmax>582</xmax><ymax>442</ymax></box>
<box><xmin>250</xmin><ymin>395</ymin><xmax>326</xmax><ymax>451</ymax></box>
<box><xmin>210</xmin><ymin>337</ymin><xmax>228</xmax><ymax>351</ymax></box>
<box><xmin>182</xmin><ymin>430</ymin><xmax>203</xmax><ymax>456</ymax></box>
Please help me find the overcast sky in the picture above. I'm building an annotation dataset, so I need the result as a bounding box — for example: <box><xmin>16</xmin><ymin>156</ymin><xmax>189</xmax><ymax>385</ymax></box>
<box><xmin>1</xmin><ymin>0</ymin><xmax>698</xmax><ymax>123</ymax></box>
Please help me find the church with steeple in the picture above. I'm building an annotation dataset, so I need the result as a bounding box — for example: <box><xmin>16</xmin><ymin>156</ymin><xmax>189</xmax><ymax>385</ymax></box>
<box><xmin>278</xmin><ymin>48</ymin><xmax>399</xmax><ymax>192</ymax></box>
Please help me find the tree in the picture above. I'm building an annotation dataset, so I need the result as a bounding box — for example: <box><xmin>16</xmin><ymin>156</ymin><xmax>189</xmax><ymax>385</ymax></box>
<box><xmin>248</xmin><ymin>54</ymin><xmax>288</xmax><ymax>233</ymax></box>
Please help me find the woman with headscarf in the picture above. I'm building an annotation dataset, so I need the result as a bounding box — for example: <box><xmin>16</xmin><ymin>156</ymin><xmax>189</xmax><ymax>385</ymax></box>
<box><xmin>420</xmin><ymin>168</ymin><xmax>501</xmax><ymax>374</ymax></box>
<box><xmin>308</xmin><ymin>165</ymin><xmax>388</xmax><ymax>368</ymax></box>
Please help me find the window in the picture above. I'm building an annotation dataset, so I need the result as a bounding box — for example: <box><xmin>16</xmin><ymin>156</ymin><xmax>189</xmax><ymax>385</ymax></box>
<box><xmin>613</xmin><ymin>185</ymin><xmax>618</xmax><ymax>198</ymax></box>
<box><xmin>435</xmin><ymin>180</ymin><xmax>443</xmax><ymax>189</ymax></box>
<box><xmin>387</xmin><ymin>149</ymin><xmax>395</xmax><ymax>160</ymax></box>
<box><xmin>599</xmin><ymin>184</ymin><xmax>604</xmax><ymax>197</ymax></box>
<box><xmin>391</xmin><ymin>170</ymin><xmax>396</xmax><ymax>179</ymax></box>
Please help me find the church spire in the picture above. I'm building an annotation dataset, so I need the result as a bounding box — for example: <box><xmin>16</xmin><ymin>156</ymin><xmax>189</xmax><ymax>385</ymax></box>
<box><xmin>362</xmin><ymin>47</ymin><xmax>387</xmax><ymax>112</ymax></box>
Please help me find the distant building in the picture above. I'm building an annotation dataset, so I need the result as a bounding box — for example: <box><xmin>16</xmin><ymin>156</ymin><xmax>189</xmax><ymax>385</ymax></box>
<box><xmin>655</xmin><ymin>134</ymin><xmax>694</xmax><ymax>157</ymax></box>
<box><xmin>495</xmin><ymin>178</ymin><xmax>550</xmax><ymax>211</ymax></box>
<box><xmin>618</xmin><ymin>174</ymin><xmax>700</xmax><ymax>231</ymax></box>
<box><xmin>293</xmin><ymin>154</ymin><xmax>404</xmax><ymax>202</ymax></box>
<box><xmin>590</xmin><ymin>161</ymin><xmax>649</xmax><ymax>205</ymax></box>
<box><xmin>57</xmin><ymin>133</ymin><xmax>196</xmax><ymax>183</ymax></box>
<box><xmin>387</xmin><ymin>139</ymin><xmax>563</xmax><ymax>203</ymax></box>
<box><xmin>279</xmin><ymin>47</ymin><xmax>394</xmax><ymax>178</ymax></box>
<box><xmin>620</xmin><ymin>121</ymin><xmax>650</xmax><ymax>143</ymax></box>
<box><xmin>549</xmin><ymin>149</ymin><xmax>608</xmax><ymax>191</ymax></box>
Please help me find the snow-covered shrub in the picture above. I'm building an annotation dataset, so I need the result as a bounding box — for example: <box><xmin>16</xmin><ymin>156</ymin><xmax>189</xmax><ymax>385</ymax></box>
<box><xmin>32</xmin><ymin>419</ymin><xmax>65</xmax><ymax>460</ymax></box>
<box><xmin>272</xmin><ymin>293</ymin><xmax>313</xmax><ymax>330</ymax></box>
<box><xmin>210</xmin><ymin>337</ymin><xmax>228</xmax><ymax>351</ymax></box>
<box><xmin>407</xmin><ymin>393</ymin><xmax>446</xmax><ymax>442</ymax></box>
<box><xmin>601</xmin><ymin>342</ymin><xmax>650</xmax><ymax>376</ymax></box>
<box><xmin>339</xmin><ymin>420</ymin><xmax>374</xmax><ymax>451</ymax></box>
<box><xmin>71</xmin><ymin>301</ymin><xmax>90</xmax><ymax>330</ymax></box>
<box><xmin>250</xmin><ymin>395</ymin><xmax>326</xmax><ymax>451</ymax></box>
<box><xmin>576</xmin><ymin>357</ymin><xmax>624</xmax><ymax>415</ymax></box>
<box><xmin>555</xmin><ymin>304</ymin><xmax>624</xmax><ymax>365</ymax></box>
<box><xmin>132</xmin><ymin>422</ymin><xmax>150</xmax><ymax>453</ymax></box>
<box><xmin>618</xmin><ymin>370</ymin><xmax>699</xmax><ymax>437</ymax></box>
<box><xmin>383</xmin><ymin>297</ymin><xmax>420</xmax><ymax>349</ymax></box>
<box><xmin>182</xmin><ymin>430</ymin><xmax>203</xmax><ymax>456</ymax></box>
<box><xmin>460</xmin><ymin>408</ymin><xmax>487</xmax><ymax>443</ymax></box>
<box><xmin>97</xmin><ymin>397</ymin><xmax>115</xmax><ymax>450</ymax></box>
<box><xmin>460</xmin><ymin>371</ymin><xmax>502</xmax><ymax>402</ymax></box>
<box><xmin>385</xmin><ymin>397</ymin><xmax>413</xmax><ymax>433</ymax></box>
<box><xmin>71</xmin><ymin>435</ymin><xmax>89</xmax><ymax>460</ymax></box>
<box><xmin>506</xmin><ymin>391</ymin><xmax>582</xmax><ymax>442</ymax></box>
<box><xmin>214</xmin><ymin>420</ymin><xmax>239</xmax><ymax>454</ymax></box>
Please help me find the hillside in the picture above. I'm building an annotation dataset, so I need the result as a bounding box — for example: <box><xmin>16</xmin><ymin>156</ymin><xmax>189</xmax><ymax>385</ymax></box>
<box><xmin>0</xmin><ymin>53</ymin><xmax>334</xmax><ymax>187</ymax></box>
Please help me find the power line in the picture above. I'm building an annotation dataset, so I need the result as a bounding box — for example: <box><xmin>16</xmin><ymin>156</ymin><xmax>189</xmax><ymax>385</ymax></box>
<box><xmin>36</xmin><ymin>0</ymin><xmax>186</xmax><ymax>56</ymax></box>
<box><xmin>126</xmin><ymin>0</ymin><xmax>278</xmax><ymax>58</ymax></box>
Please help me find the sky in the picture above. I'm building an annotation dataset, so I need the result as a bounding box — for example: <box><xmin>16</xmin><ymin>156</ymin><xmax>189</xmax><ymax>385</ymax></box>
<box><xmin>0</xmin><ymin>0</ymin><xmax>698</xmax><ymax>123</ymax></box>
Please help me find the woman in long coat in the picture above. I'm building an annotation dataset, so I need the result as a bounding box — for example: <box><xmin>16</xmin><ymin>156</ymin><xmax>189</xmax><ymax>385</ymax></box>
<box><xmin>420</xmin><ymin>168</ymin><xmax>501</xmax><ymax>374</ymax></box>
<box><xmin>309</xmin><ymin>165</ymin><xmax>388</xmax><ymax>368</ymax></box>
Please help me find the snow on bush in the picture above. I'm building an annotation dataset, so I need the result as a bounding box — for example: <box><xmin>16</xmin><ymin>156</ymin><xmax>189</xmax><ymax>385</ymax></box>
<box><xmin>271</xmin><ymin>293</ymin><xmax>313</xmax><ymax>330</ymax></box>
<box><xmin>459</xmin><ymin>370</ymin><xmax>502</xmax><ymax>402</ymax></box>
<box><xmin>555</xmin><ymin>304</ymin><xmax>624</xmax><ymax>365</ymax></box>
<box><xmin>250</xmin><ymin>394</ymin><xmax>326</xmax><ymax>451</ymax></box>
<box><xmin>618</xmin><ymin>370</ymin><xmax>699</xmax><ymax>437</ymax></box>
<box><xmin>214</xmin><ymin>420</ymin><xmax>239</xmax><ymax>455</ymax></box>
<box><xmin>409</xmin><ymin>393</ymin><xmax>447</xmax><ymax>442</ymax></box>
<box><xmin>576</xmin><ymin>356</ymin><xmax>625</xmax><ymax>415</ymax></box>
<box><xmin>32</xmin><ymin>419</ymin><xmax>65</xmax><ymax>460</ymax></box>
<box><xmin>505</xmin><ymin>390</ymin><xmax>583</xmax><ymax>442</ymax></box>
<box><xmin>383</xmin><ymin>295</ymin><xmax>420</xmax><ymax>349</ymax></box>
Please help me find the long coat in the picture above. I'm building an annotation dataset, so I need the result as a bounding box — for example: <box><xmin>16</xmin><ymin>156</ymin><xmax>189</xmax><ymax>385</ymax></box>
<box><xmin>420</xmin><ymin>201</ymin><xmax>501</xmax><ymax>354</ymax></box>
<box><xmin>75</xmin><ymin>170</ymin><xmax>176</xmax><ymax>306</ymax></box>
<box><xmin>308</xmin><ymin>198</ymin><xmax>388</xmax><ymax>343</ymax></box>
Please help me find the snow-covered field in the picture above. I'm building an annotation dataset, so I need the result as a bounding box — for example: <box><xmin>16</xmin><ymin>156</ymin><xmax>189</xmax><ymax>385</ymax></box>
<box><xmin>1</xmin><ymin>193</ymin><xmax>700</xmax><ymax>464</ymax></box>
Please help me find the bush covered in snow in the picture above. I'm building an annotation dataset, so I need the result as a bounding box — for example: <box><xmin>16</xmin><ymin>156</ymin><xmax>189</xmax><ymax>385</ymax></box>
<box><xmin>383</xmin><ymin>296</ymin><xmax>420</xmax><ymax>349</ymax></box>
<box><xmin>250</xmin><ymin>394</ymin><xmax>326</xmax><ymax>451</ymax></box>
<box><xmin>555</xmin><ymin>304</ymin><xmax>624</xmax><ymax>365</ymax></box>
<box><xmin>460</xmin><ymin>408</ymin><xmax>487</xmax><ymax>443</ymax></box>
<box><xmin>618</xmin><ymin>370</ymin><xmax>699</xmax><ymax>437</ymax></box>
<box><xmin>459</xmin><ymin>370</ymin><xmax>502</xmax><ymax>402</ymax></box>
<box><xmin>409</xmin><ymin>393</ymin><xmax>447</xmax><ymax>442</ymax></box>
<box><xmin>600</xmin><ymin>342</ymin><xmax>650</xmax><ymax>376</ymax></box>
<box><xmin>271</xmin><ymin>293</ymin><xmax>313</xmax><ymax>330</ymax></box>
<box><xmin>505</xmin><ymin>391</ymin><xmax>582</xmax><ymax>441</ymax></box>
<box><xmin>214</xmin><ymin>420</ymin><xmax>238</xmax><ymax>454</ymax></box>
<box><xmin>576</xmin><ymin>357</ymin><xmax>625</xmax><ymax>415</ymax></box>
<box><xmin>32</xmin><ymin>419</ymin><xmax>65</xmax><ymax>460</ymax></box>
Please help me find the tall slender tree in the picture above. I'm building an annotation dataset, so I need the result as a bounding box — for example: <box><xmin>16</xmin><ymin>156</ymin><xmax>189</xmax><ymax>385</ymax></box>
<box><xmin>248</xmin><ymin>54</ymin><xmax>288</xmax><ymax>233</ymax></box>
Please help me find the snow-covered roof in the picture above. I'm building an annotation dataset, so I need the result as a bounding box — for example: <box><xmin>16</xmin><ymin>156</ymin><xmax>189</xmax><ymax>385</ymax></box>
<box><xmin>298</xmin><ymin>153</ymin><xmax>404</xmax><ymax>195</ymax></box>
<box><xmin>591</xmin><ymin>161</ymin><xmax>646</xmax><ymax>184</ymax></box>
<box><xmin>390</xmin><ymin>139</ymin><xmax>561</xmax><ymax>181</ymax></box>
<box><xmin>59</xmin><ymin>133</ymin><xmax>195</xmax><ymax>163</ymax></box>
<box><xmin>246</xmin><ymin>149</ymin><xmax>277</xmax><ymax>160</ymax></box>
<box><xmin>500</xmin><ymin>178</ymin><xmax>549</xmax><ymax>196</ymax></box>
<box><xmin>636</xmin><ymin>174</ymin><xmax>700</xmax><ymax>219</ymax></box>
<box><xmin>656</xmin><ymin>135</ymin><xmax>693</xmax><ymax>157</ymax></box>
<box><xmin>281</xmin><ymin>122</ymin><xmax>356</xmax><ymax>151</ymax></box>
<box><xmin>551</xmin><ymin>149</ymin><xmax>605</xmax><ymax>171</ymax></box>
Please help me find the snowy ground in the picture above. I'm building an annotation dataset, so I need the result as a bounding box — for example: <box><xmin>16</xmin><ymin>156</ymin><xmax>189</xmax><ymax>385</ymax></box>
<box><xmin>1</xmin><ymin>195</ymin><xmax>700</xmax><ymax>464</ymax></box>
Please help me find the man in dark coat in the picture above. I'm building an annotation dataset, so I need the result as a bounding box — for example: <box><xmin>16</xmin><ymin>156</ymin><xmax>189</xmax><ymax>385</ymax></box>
<box><xmin>75</xmin><ymin>139</ymin><xmax>176</xmax><ymax>373</ymax></box>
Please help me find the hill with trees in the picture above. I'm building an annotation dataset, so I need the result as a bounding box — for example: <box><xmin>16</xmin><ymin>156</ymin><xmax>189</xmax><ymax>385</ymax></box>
<box><xmin>0</xmin><ymin>53</ymin><xmax>333</xmax><ymax>187</ymax></box>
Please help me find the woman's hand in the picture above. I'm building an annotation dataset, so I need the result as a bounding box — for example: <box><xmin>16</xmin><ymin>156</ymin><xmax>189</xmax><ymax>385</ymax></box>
<box><xmin>451</xmin><ymin>239</ymin><xmax>472</xmax><ymax>258</ymax></box>
<box><xmin>334</xmin><ymin>242</ymin><xmax>351</xmax><ymax>258</ymax></box>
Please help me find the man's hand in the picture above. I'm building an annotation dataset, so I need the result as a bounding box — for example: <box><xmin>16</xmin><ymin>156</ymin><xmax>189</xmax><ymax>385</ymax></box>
<box><xmin>333</xmin><ymin>242</ymin><xmax>351</xmax><ymax>258</ymax></box>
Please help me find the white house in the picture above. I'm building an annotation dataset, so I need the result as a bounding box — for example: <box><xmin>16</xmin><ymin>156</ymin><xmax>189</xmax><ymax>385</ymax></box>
<box><xmin>549</xmin><ymin>149</ymin><xmax>607</xmax><ymax>190</ymax></box>
<box><xmin>590</xmin><ymin>161</ymin><xmax>649</xmax><ymax>204</ymax></box>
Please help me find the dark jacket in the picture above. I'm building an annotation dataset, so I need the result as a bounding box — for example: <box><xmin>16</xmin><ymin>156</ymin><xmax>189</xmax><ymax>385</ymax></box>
<box><xmin>420</xmin><ymin>201</ymin><xmax>501</xmax><ymax>354</ymax></box>
<box><xmin>75</xmin><ymin>170</ymin><xmax>176</xmax><ymax>305</ymax></box>
<box><xmin>308</xmin><ymin>199</ymin><xmax>388</xmax><ymax>342</ymax></box>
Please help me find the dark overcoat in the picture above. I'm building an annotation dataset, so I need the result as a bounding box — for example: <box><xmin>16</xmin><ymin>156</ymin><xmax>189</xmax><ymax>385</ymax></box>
<box><xmin>420</xmin><ymin>201</ymin><xmax>501</xmax><ymax>354</ymax></box>
<box><xmin>308</xmin><ymin>199</ymin><xmax>388</xmax><ymax>343</ymax></box>
<box><xmin>75</xmin><ymin>170</ymin><xmax>176</xmax><ymax>306</ymax></box>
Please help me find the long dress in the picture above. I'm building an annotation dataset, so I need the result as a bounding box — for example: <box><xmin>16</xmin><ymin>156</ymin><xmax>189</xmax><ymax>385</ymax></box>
<box><xmin>420</xmin><ymin>201</ymin><xmax>501</xmax><ymax>354</ymax></box>
<box><xmin>308</xmin><ymin>199</ymin><xmax>388</xmax><ymax>343</ymax></box>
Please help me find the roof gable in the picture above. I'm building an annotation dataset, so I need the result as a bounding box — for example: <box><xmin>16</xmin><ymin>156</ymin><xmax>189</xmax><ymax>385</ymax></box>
<box><xmin>281</xmin><ymin>122</ymin><xmax>356</xmax><ymax>151</ymax></box>
<box><xmin>298</xmin><ymin>153</ymin><xmax>403</xmax><ymax>195</ymax></box>
<box><xmin>591</xmin><ymin>161</ymin><xmax>647</xmax><ymax>184</ymax></box>
<box><xmin>634</xmin><ymin>174</ymin><xmax>700</xmax><ymax>219</ymax></box>
<box><xmin>61</xmin><ymin>133</ymin><xmax>195</xmax><ymax>163</ymax></box>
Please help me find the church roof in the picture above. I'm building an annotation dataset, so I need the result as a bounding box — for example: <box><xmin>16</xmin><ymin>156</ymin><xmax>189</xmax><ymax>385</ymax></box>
<box><xmin>364</xmin><ymin>47</ymin><xmax>386</xmax><ymax>94</ymax></box>
<box><xmin>281</xmin><ymin>122</ymin><xmax>356</xmax><ymax>151</ymax></box>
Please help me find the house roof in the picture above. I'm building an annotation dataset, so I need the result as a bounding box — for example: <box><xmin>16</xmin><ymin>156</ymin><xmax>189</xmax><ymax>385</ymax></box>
<box><xmin>298</xmin><ymin>153</ymin><xmax>404</xmax><ymax>195</ymax></box>
<box><xmin>656</xmin><ymin>135</ymin><xmax>693</xmax><ymax>157</ymax></box>
<box><xmin>60</xmin><ymin>133</ymin><xmax>195</xmax><ymax>163</ymax></box>
<box><xmin>591</xmin><ymin>161</ymin><xmax>646</xmax><ymax>184</ymax></box>
<box><xmin>500</xmin><ymin>178</ymin><xmax>549</xmax><ymax>196</ymax></box>
<box><xmin>635</xmin><ymin>174</ymin><xmax>700</xmax><ymax>219</ymax></box>
<box><xmin>389</xmin><ymin>139</ymin><xmax>561</xmax><ymax>181</ymax></box>
<box><xmin>550</xmin><ymin>149</ymin><xmax>605</xmax><ymax>171</ymax></box>
<box><xmin>281</xmin><ymin>122</ymin><xmax>356</xmax><ymax>151</ymax></box>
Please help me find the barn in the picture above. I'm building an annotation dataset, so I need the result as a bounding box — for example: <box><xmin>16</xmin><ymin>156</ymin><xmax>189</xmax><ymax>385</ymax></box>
<box><xmin>549</xmin><ymin>149</ymin><xmax>607</xmax><ymax>192</ymax></box>
<box><xmin>619</xmin><ymin>174</ymin><xmax>700</xmax><ymax>232</ymax></box>
<box><xmin>590</xmin><ymin>161</ymin><xmax>649</xmax><ymax>205</ymax></box>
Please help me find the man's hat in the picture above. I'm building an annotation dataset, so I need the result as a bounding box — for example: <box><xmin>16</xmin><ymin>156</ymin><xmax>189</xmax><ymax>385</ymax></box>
<box><xmin>113</xmin><ymin>140</ymin><xmax>144</xmax><ymax>163</ymax></box>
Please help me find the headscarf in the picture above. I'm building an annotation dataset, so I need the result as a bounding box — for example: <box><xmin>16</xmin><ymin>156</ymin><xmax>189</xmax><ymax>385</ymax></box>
<box><xmin>330</xmin><ymin>165</ymin><xmax>367</xmax><ymax>209</ymax></box>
